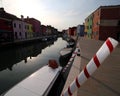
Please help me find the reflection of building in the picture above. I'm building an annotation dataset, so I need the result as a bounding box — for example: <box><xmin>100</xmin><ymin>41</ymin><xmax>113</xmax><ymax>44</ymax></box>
<box><xmin>0</xmin><ymin>39</ymin><xmax>55</xmax><ymax>71</ymax></box>
<box><xmin>85</xmin><ymin>5</ymin><xmax>120</xmax><ymax>41</ymax></box>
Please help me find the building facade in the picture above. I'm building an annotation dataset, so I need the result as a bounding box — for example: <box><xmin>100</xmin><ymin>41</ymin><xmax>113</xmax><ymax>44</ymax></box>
<box><xmin>0</xmin><ymin>17</ymin><xmax>13</xmax><ymax>42</ymax></box>
<box><xmin>24</xmin><ymin>17</ymin><xmax>41</xmax><ymax>37</ymax></box>
<box><xmin>92</xmin><ymin>5</ymin><xmax>120</xmax><ymax>41</ymax></box>
<box><xmin>68</xmin><ymin>27</ymin><xmax>77</xmax><ymax>36</ymax></box>
<box><xmin>40</xmin><ymin>25</ymin><xmax>47</xmax><ymax>36</ymax></box>
<box><xmin>77</xmin><ymin>25</ymin><xmax>84</xmax><ymax>36</ymax></box>
<box><xmin>13</xmin><ymin>20</ymin><xmax>26</xmax><ymax>40</ymax></box>
<box><xmin>87</xmin><ymin>14</ymin><xmax>93</xmax><ymax>38</ymax></box>
<box><xmin>0</xmin><ymin>8</ymin><xmax>17</xmax><ymax>42</ymax></box>
<box><xmin>26</xmin><ymin>23</ymin><xmax>33</xmax><ymax>38</ymax></box>
<box><xmin>84</xmin><ymin>18</ymin><xmax>88</xmax><ymax>37</ymax></box>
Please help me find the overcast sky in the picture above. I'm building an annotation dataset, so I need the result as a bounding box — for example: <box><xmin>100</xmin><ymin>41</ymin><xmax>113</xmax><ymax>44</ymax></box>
<box><xmin>0</xmin><ymin>0</ymin><xmax>120</xmax><ymax>31</ymax></box>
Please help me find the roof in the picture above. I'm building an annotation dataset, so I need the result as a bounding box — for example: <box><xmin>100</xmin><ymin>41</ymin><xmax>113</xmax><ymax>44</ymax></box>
<box><xmin>0</xmin><ymin>8</ymin><xmax>20</xmax><ymax>20</ymax></box>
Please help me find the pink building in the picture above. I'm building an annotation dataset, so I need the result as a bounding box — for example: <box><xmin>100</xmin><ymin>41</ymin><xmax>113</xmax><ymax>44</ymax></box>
<box><xmin>13</xmin><ymin>19</ymin><xmax>27</xmax><ymax>40</ymax></box>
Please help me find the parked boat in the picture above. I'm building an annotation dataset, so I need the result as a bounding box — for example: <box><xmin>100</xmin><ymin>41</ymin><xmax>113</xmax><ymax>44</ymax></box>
<box><xmin>42</xmin><ymin>37</ymin><xmax>47</xmax><ymax>42</ymax></box>
<box><xmin>60</xmin><ymin>48</ymin><xmax>73</xmax><ymax>58</ymax></box>
<box><xmin>67</xmin><ymin>42</ymin><xmax>75</xmax><ymax>48</ymax></box>
<box><xmin>2</xmin><ymin>60</ymin><xmax>62</xmax><ymax>96</ymax></box>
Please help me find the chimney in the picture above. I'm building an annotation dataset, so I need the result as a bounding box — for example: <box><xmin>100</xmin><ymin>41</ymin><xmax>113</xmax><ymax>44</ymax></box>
<box><xmin>21</xmin><ymin>15</ymin><xmax>24</xmax><ymax>21</ymax></box>
<box><xmin>27</xmin><ymin>16</ymin><xmax>29</xmax><ymax>19</ymax></box>
<box><xmin>0</xmin><ymin>7</ymin><xmax>5</xmax><ymax>12</ymax></box>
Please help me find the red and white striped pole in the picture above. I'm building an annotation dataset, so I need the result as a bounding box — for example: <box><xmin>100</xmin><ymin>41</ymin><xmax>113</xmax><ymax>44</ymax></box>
<box><xmin>61</xmin><ymin>37</ymin><xmax>118</xmax><ymax>96</ymax></box>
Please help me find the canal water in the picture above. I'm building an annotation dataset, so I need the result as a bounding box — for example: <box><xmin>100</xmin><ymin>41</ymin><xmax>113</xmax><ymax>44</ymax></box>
<box><xmin>0</xmin><ymin>37</ymin><xmax>69</xmax><ymax>95</ymax></box>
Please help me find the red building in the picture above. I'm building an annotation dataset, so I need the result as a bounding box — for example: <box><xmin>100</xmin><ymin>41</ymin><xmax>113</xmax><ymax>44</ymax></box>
<box><xmin>92</xmin><ymin>5</ymin><xmax>120</xmax><ymax>41</ymax></box>
<box><xmin>40</xmin><ymin>25</ymin><xmax>47</xmax><ymax>36</ymax></box>
<box><xmin>0</xmin><ymin>8</ymin><xmax>18</xmax><ymax>42</ymax></box>
<box><xmin>68</xmin><ymin>27</ymin><xmax>77</xmax><ymax>36</ymax></box>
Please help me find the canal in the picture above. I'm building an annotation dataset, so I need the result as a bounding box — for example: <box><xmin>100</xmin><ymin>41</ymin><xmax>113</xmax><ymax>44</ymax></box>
<box><xmin>0</xmin><ymin>37</ymin><xmax>69</xmax><ymax>95</ymax></box>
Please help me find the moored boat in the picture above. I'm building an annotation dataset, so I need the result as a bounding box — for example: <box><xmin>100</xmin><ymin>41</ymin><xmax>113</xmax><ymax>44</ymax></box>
<box><xmin>60</xmin><ymin>48</ymin><xmax>73</xmax><ymax>58</ymax></box>
<box><xmin>2</xmin><ymin>60</ymin><xmax>62</xmax><ymax>96</ymax></box>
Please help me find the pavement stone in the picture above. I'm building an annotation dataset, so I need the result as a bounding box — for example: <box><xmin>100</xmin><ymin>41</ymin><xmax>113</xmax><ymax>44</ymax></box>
<box><xmin>78</xmin><ymin>37</ymin><xmax>120</xmax><ymax>96</ymax></box>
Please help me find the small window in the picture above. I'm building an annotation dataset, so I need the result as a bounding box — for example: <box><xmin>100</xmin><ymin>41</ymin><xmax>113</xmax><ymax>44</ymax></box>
<box><xmin>98</xmin><ymin>12</ymin><xmax>99</xmax><ymax>16</ymax></box>
<box><xmin>90</xmin><ymin>25</ymin><xmax>92</xmax><ymax>29</ymax></box>
<box><xmin>19</xmin><ymin>32</ymin><xmax>21</xmax><ymax>36</ymax></box>
<box><xmin>14</xmin><ymin>23</ymin><xmax>16</xmax><ymax>28</ymax></box>
<box><xmin>19</xmin><ymin>24</ymin><xmax>21</xmax><ymax>29</ymax></box>
<box><xmin>87</xmin><ymin>26</ymin><xmax>89</xmax><ymax>29</ymax></box>
<box><xmin>27</xmin><ymin>26</ymin><xmax>29</xmax><ymax>30</ymax></box>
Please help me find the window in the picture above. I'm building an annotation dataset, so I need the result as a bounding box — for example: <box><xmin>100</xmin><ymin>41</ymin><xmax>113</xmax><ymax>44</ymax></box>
<box><xmin>19</xmin><ymin>24</ymin><xmax>21</xmax><ymax>29</ymax></box>
<box><xmin>87</xmin><ymin>26</ymin><xmax>89</xmax><ymax>29</ymax></box>
<box><xmin>14</xmin><ymin>23</ymin><xmax>16</xmax><ymax>28</ymax></box>
<box><xmin>19</xmin><ymin>32</ymin><xmax>21</xmax><ymax>36</ymax></box>
<box><xmin>24</xmin><ymin>25</ymin><xmax>26</xmax><ymax>29</ymax></box>
<box><xmin>27</xmin><ymin>26</ymin><xmax>29</xmax><ymax>30</ymax></box>
<box><xmin>90</xmin><ymin>25</ymin><xmax>92</xmax><ymax>29</ymax></box>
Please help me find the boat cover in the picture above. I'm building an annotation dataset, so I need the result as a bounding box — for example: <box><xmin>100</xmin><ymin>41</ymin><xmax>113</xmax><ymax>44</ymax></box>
<box><xmin>4</xmin><ymin>65</ymin><xmax>62</xmax><ymax>96</ymax></box>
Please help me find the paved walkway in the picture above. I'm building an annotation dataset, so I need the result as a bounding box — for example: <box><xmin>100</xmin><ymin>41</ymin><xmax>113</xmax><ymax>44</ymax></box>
<box><xmin>62</xmin><ymin>37</ymin><xmax>120</xmax><ymax>96</ymax></box>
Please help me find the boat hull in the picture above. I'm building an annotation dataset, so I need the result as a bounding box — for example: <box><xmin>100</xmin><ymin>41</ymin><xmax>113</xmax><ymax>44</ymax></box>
<box><xmin>3</xmin><ymin>65</ymin><xmax>62</xmax><ymax>96</ymax></box>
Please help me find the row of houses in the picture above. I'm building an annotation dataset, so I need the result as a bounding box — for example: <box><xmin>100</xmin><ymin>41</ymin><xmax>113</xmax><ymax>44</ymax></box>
<box><xmin>62</xmin><ymin>25</ymin><xmax>84</xmax><ymax>37</ymax></box>
<box><xmin>63</xmin><ymin>5</ymin><xmax>120</xmax><ymax>41</ymax></box>
<box><xmin>0</xmin><ymin>8</ymin><xmax>58</xmax><ymax>43</ymax></box>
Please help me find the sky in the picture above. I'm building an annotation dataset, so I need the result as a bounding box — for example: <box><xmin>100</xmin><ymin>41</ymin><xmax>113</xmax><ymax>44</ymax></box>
<box><xmin>0</xmin><ymin>0</ymin><xmax>120</xmax><ymax>31</ymax></box>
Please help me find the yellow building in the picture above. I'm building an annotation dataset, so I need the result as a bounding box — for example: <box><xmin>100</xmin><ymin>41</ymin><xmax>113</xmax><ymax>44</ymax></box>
<box><xmin>26</xmin><ymin>23</ymin><xmax>33</xmax><ymax>38</ymax></box>
<box><xmin>84</xmin><ymin>18</ymin><xmax>88</xmax><ymax>37</ymax></box>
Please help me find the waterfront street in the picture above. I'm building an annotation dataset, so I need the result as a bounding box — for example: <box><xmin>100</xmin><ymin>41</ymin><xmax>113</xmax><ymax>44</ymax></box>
<box><xmin>62</xmin><ymin>37</ymin><xmax>120</xmax><ymax>96</ymax></box>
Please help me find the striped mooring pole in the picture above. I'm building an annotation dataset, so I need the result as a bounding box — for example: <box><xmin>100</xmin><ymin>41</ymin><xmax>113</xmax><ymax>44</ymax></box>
<box><xmin>61</xmin><ymin>37</ymin><xmax>118</xmax><ymax>96</ymax></box>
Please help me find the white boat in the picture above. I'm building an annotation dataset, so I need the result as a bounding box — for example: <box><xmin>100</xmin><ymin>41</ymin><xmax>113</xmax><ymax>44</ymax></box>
<box><xmin>60</xmin><ymin>48</ymin><xmax>73</xmax><ymax>57</ymax></box>
<box><xmin>3</xmin><ymin>60</ymin><xmax>62</xmax><ymax>96</ymax></box>
<box><xmin>67</xmin><ymin>42</ymin><xmax>75</xmax><ymax>48</ymax></box>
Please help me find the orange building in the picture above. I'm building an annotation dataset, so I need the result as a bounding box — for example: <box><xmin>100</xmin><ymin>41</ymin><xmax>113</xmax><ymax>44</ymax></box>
<box><xmin>92</xmin><ymin>5</ymin><xmax>120</xmax><ymax>41</ymax></box>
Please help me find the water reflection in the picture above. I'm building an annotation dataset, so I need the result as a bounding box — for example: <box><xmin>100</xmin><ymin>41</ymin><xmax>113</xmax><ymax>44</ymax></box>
<box><xmin>0</xmin><ymin>37</ymin><xmax>68</xmax><ymax>95</ymax></box>
<box><xmin>0</xmin><ymin>42</ymin><xmax>54</xmax><ymax>71</ymax></box>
